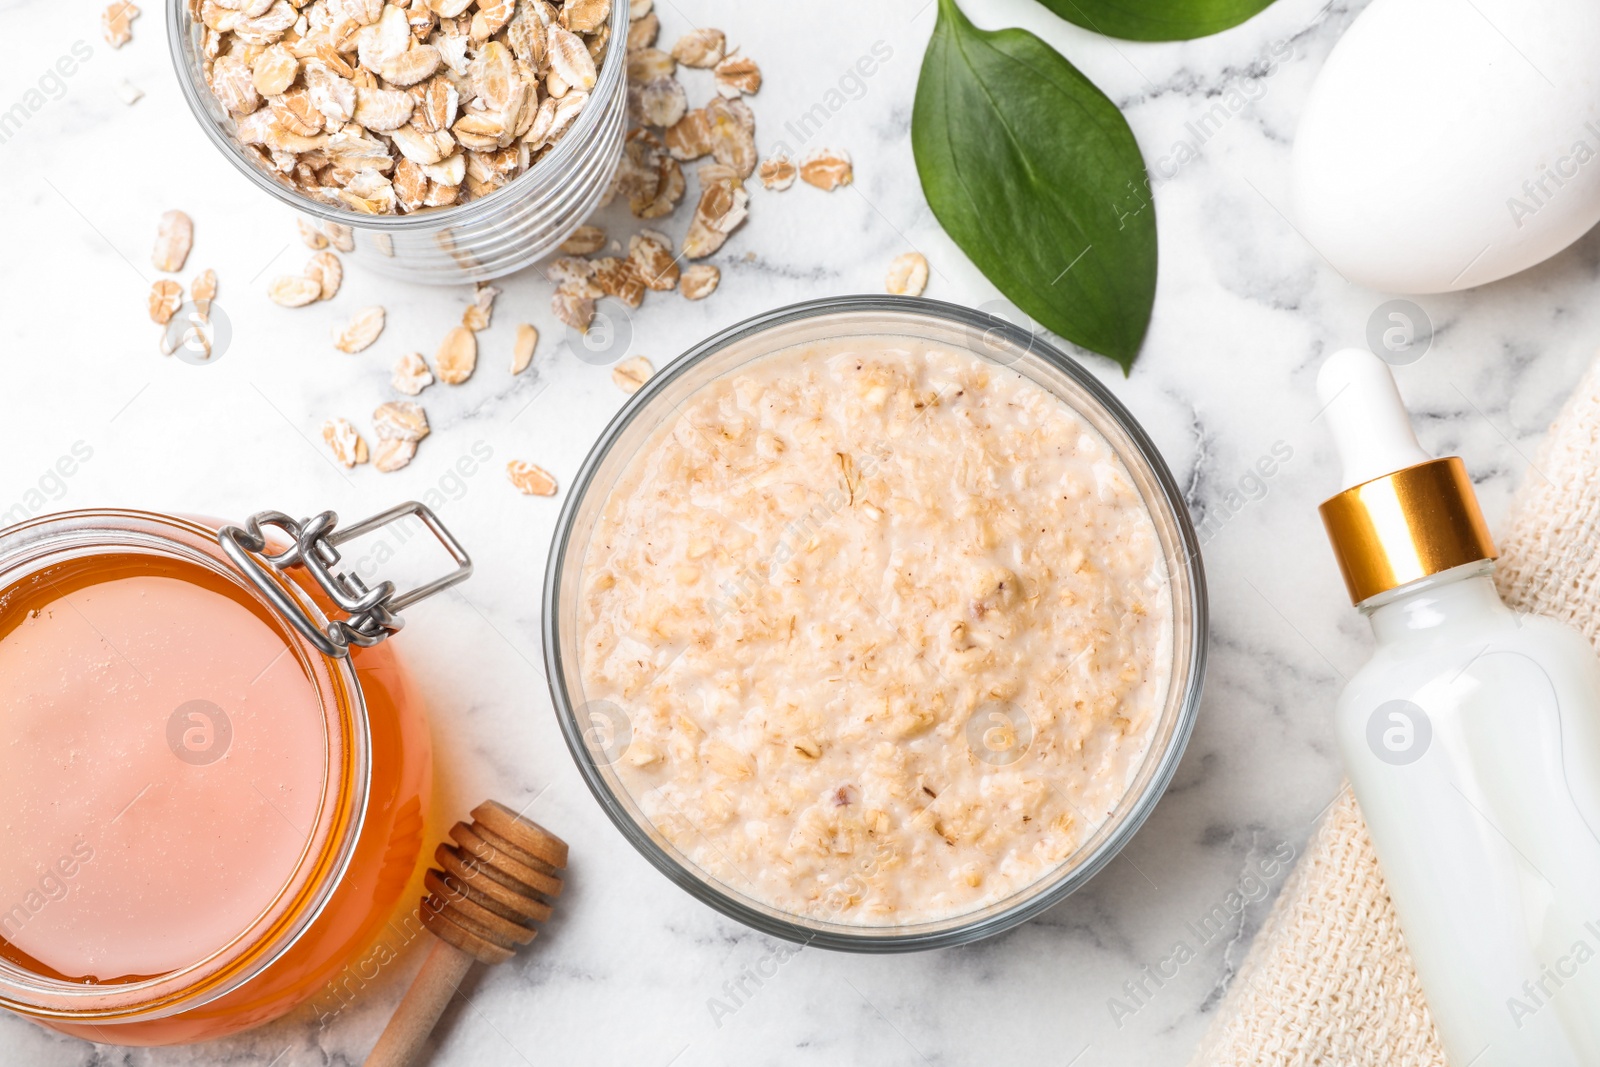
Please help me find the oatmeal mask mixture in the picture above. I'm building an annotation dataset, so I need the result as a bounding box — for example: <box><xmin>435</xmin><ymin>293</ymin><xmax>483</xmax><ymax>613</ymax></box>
<box><xmin>577</xmin><ymin>339</ymin><xmax>1173</xmax><ymax>924</ymax></box>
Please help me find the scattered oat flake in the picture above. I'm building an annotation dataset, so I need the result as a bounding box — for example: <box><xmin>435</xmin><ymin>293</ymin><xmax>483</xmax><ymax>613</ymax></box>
<box><xmin>629</xmin><ymin>0</ymin><xmax>652</xmax><ymax>17</ymax></box>
<box><xmin>512</xmin><ymin>323</ymin><xmax>539</xmax><ymax>374</ymax></box>
<box><xmin>392</xmin><ymin>352</ymin><xmax>435</xmax><ymax>396</ymax></box>
<box><xmin>374</xmin><ymin>438</ymin><xmax>418</xmax><ymax>473</ymax></box>
<box><xmin>334</xmin><ymin>306</ymin><xmax>386</xmax><ymax>353</ymax></box>
<box><xmin>665</xmin><ymin>109</ymin><xmax>713</xmax><ymax>162</ymax></box>
<box><xmin>759</xmin><ymin>155</ymin><xmax>796</xmax><ymax>191</ymax></box>
<box><xmin>612</xmin><ymin>355</ymin><xmax>654</xmax><ymax>394</ymax></box>
<box><xmin>322</xmin><ymin>419</ymin><xmax>370</xmax><ymax>468</ymax></box>
<box><xmin>190</xmin><ymin>268</ymin><xmax>217</xmax><ymax>319</ymax></box>
<box><xmin>507</xmin><ymin>460</ymin><xmax>558</xmax><ymax>496</ymax></box>
<box><xmin>592</xmin><ymin>256</ymin><xmax>645</xmax><ymax>308</ymax></box>
<box><xmin>297</xmin><ymin>219</ymin><xmax>329</xmax><ymax>250</ymax></box>
<box><xmin>552</xmin><ymin>284</ymin><xmax>597</xmax><ymax>332</ymax></box>
<box><xmin>373</xmin><ymin>401</ymin><xmax>431</xmax><ymax>442</ymax></box>
<box><xmin>305</xmin><ymin>251</ymin><xmax>343</xmax><ymax>301</ymax></box>
<box><xmin>152</xmin><ymin>210</ymin><xmax>193</xmax><ymax>273</ymax></box>
<box><xmin>638</xmin><ymin>76</ymin><xmax>688</xmax><ymax>129</ymax></box>
<box><xmin>147</xmin><ymin>280</ymin><xmax>183</xmax><ymax>325</ymax></box>
<box><xmin>268</xmin><ymin>275</ymin><xmax>322</xmax><ymax>307</ymax></box>
<box><xmin>630</xmin><ymin>232</ymin><xmax>679</xmax><ymax>291</ymax></box>
<box><xmin>672</xmin><ymin>28</ymin><xmax>724</xmax><ymax>68</ymax></box>
<box><xmin>714</xmin><ymin>56</ymin><xmax>761</xmax><ymax>98</ymax></box>
<box><xmin>101</xmin><ymin>2</ymin><xmax>139</xmax><ymax>48</ymax></box>
<box><xmin>680</xmin><ymin>264</ymin><xmax>719</xmax><ymax>301</ymax></box>
<box><xmin>190</xmin><ymin>268</ymin><xmax>217</xmax><ymax>304</ymax></box>
<box><xmin>706</xmin><ymin>97</ymin><xmax>757</xmax><ymax>178</ymax></box>
<box><xmin>462</xmin><ymin>284</ymin><xmax>500</xmax><ymax>331</ymax></box>
<box><xmin>800</xmin><ymin>149</ymin><xmax>853</xmax><ymax>191</ymax></box>
<box><xmin>885</xmin><ymin>253</ymin><xmax>930</xmax><ymax>297</ymax></box>
<box><xmin>434</xmin><ymin>325</ymin><xmax>478</xmax><ymax>384</ymax></box>
<box><xmin>561</xmin><ymin>226</ymin><xmax>607</xmax><ymax>255</ymax></box>
<box><xmin>682</xmin><ymin>171</ymin><xmax>748</xmax><ymax>259</ymax></box>
<box><xmin>116</xmin><ymin>80</ymin><xmax>144</xmax><ymax>105</ymax></box>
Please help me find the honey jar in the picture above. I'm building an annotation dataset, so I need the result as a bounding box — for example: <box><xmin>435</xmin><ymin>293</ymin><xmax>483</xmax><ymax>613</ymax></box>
<box><xmin>0</xmin><ymin>503</ymin><xmax>470</xmax><ymax>1044</ymax></box>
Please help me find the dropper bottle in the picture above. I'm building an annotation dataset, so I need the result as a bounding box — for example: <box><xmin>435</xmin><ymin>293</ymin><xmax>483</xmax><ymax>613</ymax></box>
<box><xmin>1317</xmin><ymin>348</ymin><xmax>1600</xmax><ymax>1067</ymax></box>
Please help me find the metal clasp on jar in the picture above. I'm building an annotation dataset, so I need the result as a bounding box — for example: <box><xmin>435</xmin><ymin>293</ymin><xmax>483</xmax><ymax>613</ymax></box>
<box><xmin>218</xmin><ymin>501</ymin><xmax>472</xmax><ymax>658</ymax></box>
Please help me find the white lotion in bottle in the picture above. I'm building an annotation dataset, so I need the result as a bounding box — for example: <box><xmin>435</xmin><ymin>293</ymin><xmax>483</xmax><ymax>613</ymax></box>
<box><xmin>1318</xmin><ymin>348</ymin><xmax>1600</xmax><ymax>1066</ymax></box>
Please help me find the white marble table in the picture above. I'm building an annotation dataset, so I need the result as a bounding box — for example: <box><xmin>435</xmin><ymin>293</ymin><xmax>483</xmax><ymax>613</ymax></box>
<box><xmin>4</xmin><ymin>0</ymin><xmax>1597</xmax><ymax>1063</ymax></box>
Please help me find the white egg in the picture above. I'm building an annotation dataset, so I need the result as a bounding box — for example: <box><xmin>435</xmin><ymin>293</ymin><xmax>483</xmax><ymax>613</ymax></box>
<box><xmin>1292</xmin><ymin>0</ymin><xmax>1600</xmax><ymax>294</ymax></box>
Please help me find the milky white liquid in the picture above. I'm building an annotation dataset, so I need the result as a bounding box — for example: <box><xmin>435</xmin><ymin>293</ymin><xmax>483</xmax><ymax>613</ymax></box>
<box><xmin>0</xmin><ymin>558</ymin><xmax>326</xmax><ymax>981</ymax></box>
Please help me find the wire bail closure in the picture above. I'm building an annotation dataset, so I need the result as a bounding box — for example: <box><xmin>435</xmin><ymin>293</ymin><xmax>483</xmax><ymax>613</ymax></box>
<box><xmin>218</xmin><ymin>501</ymin><xmax>473</xmax><ymax>658</ymax></box>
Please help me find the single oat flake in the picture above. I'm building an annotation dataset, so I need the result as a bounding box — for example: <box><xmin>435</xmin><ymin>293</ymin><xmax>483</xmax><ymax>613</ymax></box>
<box><xmin>665</xmin><ymin>110</ymin><xmax>713</xmax><ymax>162</ymax></box>
<box><xmin>507</xmin><ymin>460</ymin><xmax>559</xmax><ymax>496</ymax></box>
<box><xmin>434</xmin><ymin>326</ymin><xmax>478</xmax><ymax>384</ymax></box>
<box><xmin>800</xmin><ymin>149</ymin><xmax>853</xmax><ymax>191</ymax></box>
<box><xmin>682</xmin><ymin>168</ymin><xmax>748</xmax><ymax>259</ymax></box>
<box><xmin>268</xmin><ymin>275</ymin><xmax>322</xmax><ymax>307</ymax></box>
<box><xmin>147</xmin><ymin>280</ymin><xmax>183</xmax><ymax>325</ymax></box>
<box><xmin>101</xmin><ymin>2</ymin><xmax>139</xmax><ymax>48</ymax></box>
<box><xmin>334</xmin><ymin>307</ymin><xmax>387</xmax><ymax>353</ymax></box>
<box><xmin>512</xmin><ymin>323</ymin><xmax>539</xmax><ymax>374</ymax></box>
<box><xmin>190</xmin><ymin>268</ymin><xmax>218</xmax><ymax>319</ymax></box>
<box><xmin>553</xmin><ymin>284</ymin><xmax>596</xmax><ymax>332</ymax></box>
<box><xmin>630</xmin><ymin>232</ymin><xmax>679</xmax><ymax>291</ymax></box>
<box><xmin>152</xmin><ymin>210</ymin><xmax>193</xmax><ymax>273</ymax></box>
<box><xmin>671</xmin><ymin>29</ymin><xmax>725</xmax><ymax>68</ymax></box>
<box><xmin>758</xmin><ymin>155</ymin><xmax>796</xmax><ymax>191</ymax></box>
<box><xmin>612</xmin><ymin>355</ymin><xmax>654</xmax><ymax>393</ymax></box>
<box><xmin>714</xmin><ymin>56</ymin><xmax>761</xmax><ymax>98</ymax></box>
<box><xmin>305</xmin><ymin>252</ymin><xmax>343</xmax><ymax>301</ymax></box>
<box><xmin>680</xmin><ymin>264</ymin><xmax>720</xmax><ymax>301</ymax></box>
<box><xmin>374</xmin><ymin>438</ymin><xmax>418</xmax><ymax>473</ymax></box>
<box><xmin>561</xmin><ymin>226</ymin><xmax>607</xmax><ymax>256</ymax></box>
<box><xmin>885</xmin><ymin>253</ymin><xmax>930</xmax><ymax>298</ymax></box>
<box><xmin>373</xmin><ymin>401</ymin><xmax>431</xmax><ymax>442</ymax></box>
<box><xmin>321</xmin><ymin>419</ymin><xmax>369</xmax><ymax>468</ymax></box>
<box><xmin>392</xmin><ymin>352</ymin><xmax>435</xmax><ymax>396</ymax></box>
<box><xmin>462</xmin><ymin>284</ymin><xmax>500</xmax><ymax>331</ymax></box>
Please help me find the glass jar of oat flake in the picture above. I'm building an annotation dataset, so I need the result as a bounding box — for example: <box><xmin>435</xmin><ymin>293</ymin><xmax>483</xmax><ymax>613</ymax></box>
<box><xmin>167</xmin><ymin>0</ymin><xmax>629</xmax><ymax>285</ymax></box>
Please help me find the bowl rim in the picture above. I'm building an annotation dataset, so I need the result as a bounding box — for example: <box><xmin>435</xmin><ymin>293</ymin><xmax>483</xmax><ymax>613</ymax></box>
<box><xmin>542</xmin><ymin>295</ymin><xmax>1208</xmax><ymax>952</ymax></box>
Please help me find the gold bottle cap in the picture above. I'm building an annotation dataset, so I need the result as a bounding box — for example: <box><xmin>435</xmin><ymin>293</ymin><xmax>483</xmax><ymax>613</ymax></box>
<box><xmin>1318</xmin><ymin>456</ymin><xmax>1497</xmax><ymax>604</ymax></box>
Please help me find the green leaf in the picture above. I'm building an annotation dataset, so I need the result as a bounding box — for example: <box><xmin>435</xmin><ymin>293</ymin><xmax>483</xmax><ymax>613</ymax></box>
<box><xmin>913</xmin><ymin>0</ymin><xmax>1157</xmax><ymax>372</ymax></box>
<box><xmin>1038</xmin><ymin>0</ymin><xmax>1276</xmax><ymax>42</ymax></box>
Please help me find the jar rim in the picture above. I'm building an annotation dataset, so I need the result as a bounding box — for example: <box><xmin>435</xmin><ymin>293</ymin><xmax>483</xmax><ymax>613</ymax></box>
<box><xmin>164</xmin><ymin>0</ymin><xmax>630</xmax><ymax>232</ymax></box>
<box><xmin>541</xmin><ymin>296</ymin><xmax>1209</xmax><ymax>952</ymax></box>
<box><xmin>0</xmin><ymin>509</ymin><xmax>371</xmax><ymax>1020</ymax></box>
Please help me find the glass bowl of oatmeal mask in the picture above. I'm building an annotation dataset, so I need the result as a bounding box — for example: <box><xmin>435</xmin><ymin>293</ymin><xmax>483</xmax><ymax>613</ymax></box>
<box><xmin>545</xmin><ymin>296</ymin><xmax>1207</xmax><ymax>951</ymax></box>
<box><xmin>168</xmin><ymin>0</ymin><xmax>629</xmax><ymax>285</ymax></box>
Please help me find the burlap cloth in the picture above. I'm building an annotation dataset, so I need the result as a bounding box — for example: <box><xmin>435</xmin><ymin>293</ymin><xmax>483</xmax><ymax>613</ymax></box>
<box><xmin>1189</xmin><ymin>355</ymin><xmax>1600</xmax><ymax>1067</ymax></box>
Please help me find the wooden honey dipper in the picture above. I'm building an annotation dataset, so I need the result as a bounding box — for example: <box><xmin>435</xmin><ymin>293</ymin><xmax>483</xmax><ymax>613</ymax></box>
<box><xmin>364</xmin><ymin>801</ymin><xmax>568</xmax><ymax>1067</ymax></box>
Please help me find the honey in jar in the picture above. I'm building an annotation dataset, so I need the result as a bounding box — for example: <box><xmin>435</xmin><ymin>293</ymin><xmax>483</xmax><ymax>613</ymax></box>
<box><xmin>0</xmin><ymin>504</ymin><xmax>470</xmax><ymax>1044</ymax></box>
